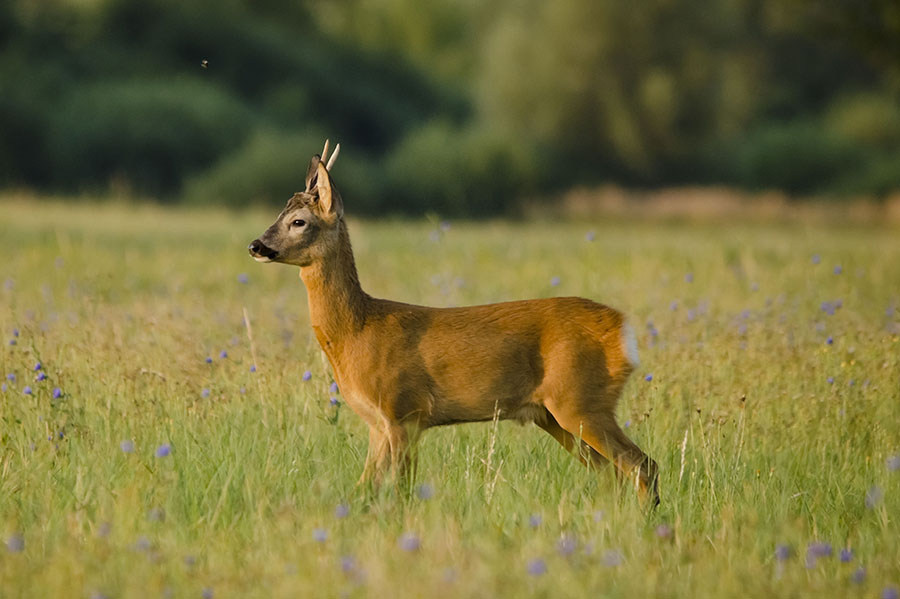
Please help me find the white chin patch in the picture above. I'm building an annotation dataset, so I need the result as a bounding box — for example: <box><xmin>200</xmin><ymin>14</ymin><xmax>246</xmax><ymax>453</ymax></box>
<box><xmin>253</xmin><ymin>256</ymin><xmax>273</xmax><ymax>263</ymax></box>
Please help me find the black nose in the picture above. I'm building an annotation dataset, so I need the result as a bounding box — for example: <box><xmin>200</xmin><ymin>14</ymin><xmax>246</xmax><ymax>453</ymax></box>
<box><xmin>248</xmin><ymin>239</ymin><xmax>277</xmax><ymax>258</ymax></box>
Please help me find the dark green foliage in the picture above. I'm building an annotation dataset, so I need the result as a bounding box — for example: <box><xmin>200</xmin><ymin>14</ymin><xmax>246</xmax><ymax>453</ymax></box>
<box><xmin>50</xmin><ymin>79</ymin><xmax>254</xmax><ymax>196</ymax></box>
<box><xmin>1</xmin><ymin>0</ymin><xmax>900</xmax><ymax>212</ymax></box>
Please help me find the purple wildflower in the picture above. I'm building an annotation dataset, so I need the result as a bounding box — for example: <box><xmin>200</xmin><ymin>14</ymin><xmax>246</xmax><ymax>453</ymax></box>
<box><xmin>526</xmin><ymin>558</ymin><xmax>547</xmax><ymax>576</ymax></box>
<box><xmin>329</xmin><ymin>397</ymin><xmax>340</xmax><ymax>406</ymax></box>
<box><xmin>202</xmin><ymin>588</ymin><xmax>214</xmax><ymax>599</ymax></box>
<box><xmin>774</xmin><ymin>544</ymin><xmax>791</xmax><ymax>561</ymax></box>
<box><xmin>528</xmin><ymin>513</ymin><xmax>542</xmax><ymax>528</ymax></box>
<box><xmin>330</xmin><ymin>381</ymin><xmax>339</xmax><ymax>393</ymax></box>
<box><xmin>602</xmin><ymin>549</ymin><xmax>624</xmax><ymax>567</ymax></box>
<box><xmin>205</xmin><ymin>357</ymin><xmax>213</xmax><ymax>364</ymax></box>
<box><xmin>806</xmin><ymin>541</ymin><xmax>832</xmax><ymax>567</ymax></box>
<box><xmin>52</xmin><ymin>387</ymin><xmax>61</xmax><ymax>399</ymax></box>
<box><xmin>201</xmin><ymin>388</ymin><xmax>210</xmax><ymax>398</ymax></box>
<box><xmin>6</xmin><ymin>373</ymin><xmax>15</xmax><ymax>381</ymax></box>
<box><xmin>219</xmin><ymin>350</ymin><xmax>227</xmax><ymax>359</ymax></box>
<box><xmin>237</xmin><ymin>273</ymin><xmax>249</xmax><ymax>284</ymax></box>
<box><xmin>883</xmin><ymin>588</ymin><xmax>899</xmax><ymax>599</ymax></box>
<box><xmin>416</xmin><ymin>483</ymin><xmax>435</xmax><ymax>500</ymax></box>
<box><xmin>184</xmin><ymin>555</ymin><xmax>197</xmax><ymax>567</ymax></box>
<box><xmin>557</xmin><ymin>535</ymin><xmax>577</xmax><ymax>556</ymax></box>
<box><xmin>312</xmin><ymin>528</ymin><xmax>327</xmax><ymax>543</ymax></box>
<box><xmin>821</xmin><ymin>301</ymin><xmax>836</xmax><ymax>316</ymax></box>
<box><xmin>685</xmin><ymin>272</ymin><xmax>694</xmax><ymax>283</ymax></box>
<box><xmin>839</xmin><ymin>548</ymin><xmax>853</xmax><ymax>563</ymax></box>
<box><xmin>36</xmin><ymin>372</ymin><xmax>47</xmax><ymax>381</ymax></box>
<box><xmin>398</xmin><ymin>532</ymin><xmax>420</xmax><ymax>552</ymax></box>
<box><xmin>120</xmin><ymin>439</ymin><xmax>134</xmax><ymax>453</ymax></box>
<box><xmin>812</xmin><ymin>254</ymin><xmax>821</xmax><ymax>264</ymax></box>
<box><xmin>834</xmin><ymin>265</ymin><xmax>842</xmax><ymax>275</ymax></box>
<box><xmin>655</xmin><ymin>524</ymin><xmax>672</xmax><ymax>539</ymax></box>
<box><xmin>12</xmin><ymin>328</ymin><xmax>18</xmax><ymax>337</ymax></box>
<box><xmin>550</xmin><ymin>276</ymin><xmax>561</xmax><ymax>287</ymax></box>
<box><xmin>865</xmin><ymin>486</ymin><xmax>883</xmax><ymax>508</ymax></box>
<box><xmin>302</xmin><ymin>371</ymin><xmax>312</xmax><ymax>381</ymax></box>
<box><xmin>155</xmin><ymin>444</ymin><xmax>171</xmax><ymax>458</ymax></box>
<box><xmin>624</xmin><ymin>420</ymin><xmax>631</xmax><ymax>428</ymax></box>
<box><xmin>340</xmin><ymin>555</ymin><xmax>355</xmax><ymax>572</ymax></box>
<box><xmin>148</xmin><ymin>507</ymin><xmax>166</xmax><ymax>522</ymax></box>
<box><xmin>249</xmin><ymin>365</ymin><xmax>256</xmax><ymax>373</ymax></box>
<box><xmin>1</xmin><ymin>383</ymin><xmax>6</xmax><ymax>392</ymax></box>
<box><xmin>8</xmin><ymin>339</ymin><xmax>15</xmax><ymax>346</ymax></box>
<box><xmin>6</xmin><ymin>533</ymin><xmax>24</xmax><ymax>553</ymax></box>
<box><xmin>885</xmin><ymin>454</ymin><xmax>900</xmax><ymax>472</ymax></box>
<box><xmin>670</xmin><ymin>300</ymin><xmax>678</xmax><ymax>311</ymax></box>
<box><xmin>34</xmin><ymin>362</ymin><xmax>42</xmax><ymax>371</ymax></box>
<box><xmin>827</xmin><ymin>377</ymin><xmax>834</xmax><ymax>384</ymax></box>
<box><xmin>586</xmin><ymin>231</ymin><xmax>596</xmax><ymax>242</ymax></box>
<box><xmin>334</xmin><ymin>503</ymin><xmax>349</xmax><ymax>519</ymax></box>
<box><xmin>826</xmin><ymin>336</ymin><xmax>833</xmax><ymax>345</ymax></box>
<box><xmin>134</xmin><ymin>536</ymin><xmax>151</xmax><ymax>552</ymax></box>
<box><xmin>851</xmin><ymin>567</ymin><xmax>866</xmax><ymax>584</ymax></box>
<box><xmin>23</xmin><ymin>386</ymin><xmax>32</xmax><ymax>395</ymax></box>
<box><xmin>645</xmin><ymin>374</ymin><xmax>653</xmax><ymax>382</ymax></box>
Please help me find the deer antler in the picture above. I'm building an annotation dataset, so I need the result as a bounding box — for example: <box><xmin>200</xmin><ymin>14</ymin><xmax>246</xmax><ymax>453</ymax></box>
<box><xmin>320</xmin><ymin>139</ymin><xmax>341</xmax><ymax>171</ymax></box>
<box><xmin>326</xmin><ymin>143</ymin><xmax>340</xmax><ymax>171</ymax></box>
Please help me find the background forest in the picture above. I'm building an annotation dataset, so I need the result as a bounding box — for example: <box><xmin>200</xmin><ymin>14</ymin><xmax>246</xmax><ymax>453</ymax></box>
<box><xmin>2</xmin><ymin>0</ymin><xmax>900</xmax><ymax>215</ymax></box>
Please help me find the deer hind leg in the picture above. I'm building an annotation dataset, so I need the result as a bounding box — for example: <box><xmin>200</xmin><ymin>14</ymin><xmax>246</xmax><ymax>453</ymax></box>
<box><xmin>386</xmin><ymin>422</ymin><xmax>421</xmax><ymax>489</ymax></box>
<box><xmin>547</xmin><ymin>405</ymin><xmax>659</xmax><ymax>507</ymax></box>
<box><xmin>535</xmin><ymin>409</ymin><xmax>610</xmax><ymax>470</ymax></box>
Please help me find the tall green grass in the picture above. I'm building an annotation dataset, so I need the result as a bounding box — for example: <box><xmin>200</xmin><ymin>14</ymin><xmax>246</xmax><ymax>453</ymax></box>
<box><xmin>1</xmin><ymin>196</ymin><xmax>898</xmax><ymax>598</ymax></box>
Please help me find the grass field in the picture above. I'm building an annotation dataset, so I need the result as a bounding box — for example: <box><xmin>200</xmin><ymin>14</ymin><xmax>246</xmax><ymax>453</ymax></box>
<box><xmin>1</xmin><ymin>195</ymin><xmax>899</xmax><ymax>598</ymax></box>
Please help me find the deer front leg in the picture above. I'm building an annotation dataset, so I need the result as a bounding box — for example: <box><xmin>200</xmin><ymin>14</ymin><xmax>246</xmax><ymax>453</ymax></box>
<box><xmin>358</xmin><ymin>426</ymin><xmax>391</xmax><ymax>488</ymax></box>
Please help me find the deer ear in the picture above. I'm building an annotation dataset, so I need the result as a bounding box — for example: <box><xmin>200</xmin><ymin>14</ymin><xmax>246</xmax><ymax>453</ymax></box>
<box><xmin>304</xmin><ymin>155</ymin><xmax>321</xmax><ymax>192</ymax></box>
<box><xmin>315</xmin><ymin>161</ymin><xmax>343</xmax><ymax>218</ymax></box>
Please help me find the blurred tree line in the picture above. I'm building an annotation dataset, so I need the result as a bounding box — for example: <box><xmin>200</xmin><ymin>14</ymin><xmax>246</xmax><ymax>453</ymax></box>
<box><xmin>1</xmin><ymin>0</ymin><xmax>899</xmax><ymax>215</ymax></box>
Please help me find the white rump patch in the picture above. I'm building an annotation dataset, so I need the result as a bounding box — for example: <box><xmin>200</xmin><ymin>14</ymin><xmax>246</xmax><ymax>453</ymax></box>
<box><xmin>621</xmin><ymin>321</ymin><xmax>640</xmax><ymax>367</ymax></box>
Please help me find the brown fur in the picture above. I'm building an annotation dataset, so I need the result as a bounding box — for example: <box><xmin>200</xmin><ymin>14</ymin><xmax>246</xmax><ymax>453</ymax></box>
<box><xmin>249</xmin><ymin>153</ymin><xmax>659</xmax><ymax>506</ymax></box>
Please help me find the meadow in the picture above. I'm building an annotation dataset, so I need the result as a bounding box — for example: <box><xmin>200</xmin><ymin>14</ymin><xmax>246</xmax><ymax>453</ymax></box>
<box><xmin>1</xmin><ymin>195</ymin><xmax>898</xmax><ymax>598</ymax></box>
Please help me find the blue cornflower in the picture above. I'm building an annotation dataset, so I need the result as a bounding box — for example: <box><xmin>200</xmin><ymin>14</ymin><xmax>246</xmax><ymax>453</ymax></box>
<box><xmin>12</xmin><ymin>328</ymin><xmax>18</xmax><ymax>337</ymax></box>
<box><xmin>834</xmin><ymin>265</ymin><xmax>842</xmax><ymax>275</ymax></box>
<box><xmin>6</xmin><ymin>373</ymin><xmax>15</xmax><ymax>381</ymax></box>
<box><xmin>34</xmin><ymin>362</ymin><xmax>42</xmax><ymax>371</ymax></box>
<box><xmin>550</xmin><ymin>276</ymin><xmax>561</xmax><ymax>287</ymax></box>
<box><xmin>23</xmin><ymin>386</ymin><xmax>32</xmax><ymax>395</ymax></box>
<box><xmin>685</xmin><ymin>272</ymin><xmax>694</xmax><ymax>283</ymax></box>
<box><xmin>302</xmin><ymin>371</ymin><xmax>312</xmax><ymax>382</ymax></box>
<box><xmin>656</xmin><ymin>524</ymin><xmax>672</xmax><ymax>539</ymax></box>
<box><xmin>330</xmin><ymin>382</ymin><xmax>339</xmax><ymax>393</ymax></box>
<box><xmin>557</xmin><ymin>535</ymin><xmax>577</xmax><ymax>556</ymax></box>
<box><xmin>586</xmin><ymin>231</ymin><xmax>596</xmax><ymax>242</ymax></box>
<box><xmin>6</xmin><ymin>533</ymin><xmax>24</xmax><ymax>553</ymax></box>
<box><xmin>334</xmin><ymin>503</ymin><xmax>349</xmax><ymax>519</ymax></box>
<box><xmin>8</xmin><ymin>339</ymin><xmax>15</xmax><ymax>346</ymax></box>
<box><xmin>121</xmin><ymin>439</ymin><xmax>135</xmax><ymax>453</ymax></box>
<box><xmin>887</xmin><ymin>455</ymin><xmax>900</xmax><ymax>472</ymax></box>
<box><xmin>339</xmin><ymin>555</ymin><xmax>355</xmax><ymax>572</ymax></box>
<box><xmin>526</xmin><ymin>558</ymin><xmax>547</xmax><ymax>576</ymax></box>
<box><xmin>851</xmin><ymin>567</ymin><xmax>866</xmax><ymax>584</ymax></box>
<box><xmin>839</xmin><ymin>548</ymin><xmax>853</xmax><ymax>563</ymax></box>
<box><xmin>812</xmin><ymin>254</ymin><xmax>821</xmax><ymax>264</ymax></box>
<box><xmin>52</xmin><ymin>388</ymin><xmax>61</xmax><ymax>399</ymax></box>
<box><xmin>36</xmin><ymin>372</ymin><xmax>47</xmax><ymax>381</ymax></box>
<box><xmin>826</xmin><ymin>336</ymin><xmax>833</xmax><ymax>345</ymax></box>
<box><xmin>202</xmin><ymin>588</ymin><xmax>214</xmax><ymax>599</ymax></box>
<box><xmin>329</xmin><ymin>397</ymin><xmax>340</xmax><ymax>406</ymax></box>
<box><xmin>883</xmin><ymin>587</ymin><xmax>899</xmax><ymax>599</ymax></box>
<box><xmin>205</xmin><ymin>357</ymin><xmax>213</xmax><ymax>364</ymax></box>
<box><xmin>774</xmin><ymin>544</ymin><xmax>791</xmax><ymax>561</ymax></box>
<box><xmin>219</xmin><ymin>350</ymin><xmax>227</xmax><ymax>359</ymax></box>
<box><xmin>398</xmin><ymin>532</ymin><xmax>420</xmax><ymax>552</ymax></box>
<box><xmin>249</xmin><ymin>365</ymin><xmax>256</xmax><ymax>373</ymax></box>
<box><xmin>1</xmin><ymin>383</ymin><xmax>6</xmax><ymax>392</ymax></box>
<box><xmin>237</xmin><ymin>273</ymin><xmax>249</xmax><ymax>284</ymax></box>
<box><xmin>865</xmin><ymin>485</ymin><xmax>883</xmax><ymax>508</ymax></box>
<box><xmin>827</xmin><ymin>377</ymin><xmax>834</xmax><ymax>384</ymax></box>
<box><xmin>528</xmin><ymin>513</ymin><xmax>542</xmax><ymax>528</ymax></box>
<box><xmin>201</xmin><ymin>388</ymin><xmax>210</xmax><ymax>398</ymax></box>
<box><xmin>312</xmin><ymin>528</ymin><xmax>327</xmax><ymax>543</ymax></box>
<box><xmin>416</xmin><ymin>483</ymin><xmax>435</xmax><ymax>500</ymax></box>
<box><xmin>155</xmin><ymin>444</ymin><xmax>172</xmax><ymax>458</ymax></box>
<box><xmin>645</xmin><ymin>374</ymin><xmax>653</xmax><ymax>382</ymax></box>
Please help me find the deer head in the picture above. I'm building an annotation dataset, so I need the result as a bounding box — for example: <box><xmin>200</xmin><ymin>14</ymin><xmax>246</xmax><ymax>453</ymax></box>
<box><xmin>248</xmin><ymin>141</ymin><xmax>343</xmax><ymax>267</ymax></box>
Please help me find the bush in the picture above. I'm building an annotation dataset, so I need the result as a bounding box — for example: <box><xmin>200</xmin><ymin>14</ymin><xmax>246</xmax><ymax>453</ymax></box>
<box><xmin>734</xmin><ymin>120</ymin><xmax>866</xmax><ymax>194</ymax></box>
<box><xmin>49</xmin><ymin>78</ymin><xmax>254</xmax><ymax>196</ymax></box>
<box><xmin>384</xmin><ymin>122</ymin><xmax>539</xmax><ymax>216</ymax></box>
<box><xmin>184</xmin><ymin>131</ymin><xmax>386</xmax><ymax>212</ymax></box>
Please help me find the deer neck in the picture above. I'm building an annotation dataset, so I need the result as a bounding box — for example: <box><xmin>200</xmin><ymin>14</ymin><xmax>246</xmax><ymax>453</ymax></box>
<box><xmin>299</xmin><ymin>221</ymin><xmax>369</xmax><ymax>348</ymax></box>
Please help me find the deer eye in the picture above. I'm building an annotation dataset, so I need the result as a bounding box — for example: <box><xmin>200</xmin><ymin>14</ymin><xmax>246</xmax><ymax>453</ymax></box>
<box><xmin>291</xmin><ymin>219</ymin><xmax>306</xmax><ymax>228</ymax></box>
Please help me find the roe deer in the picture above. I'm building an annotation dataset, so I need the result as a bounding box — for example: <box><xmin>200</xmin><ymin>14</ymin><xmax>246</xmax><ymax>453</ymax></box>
<box><xmin>248</xmin><ymin>141</ymin><xmax>659</xmax><ymax>506</ymax></box>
